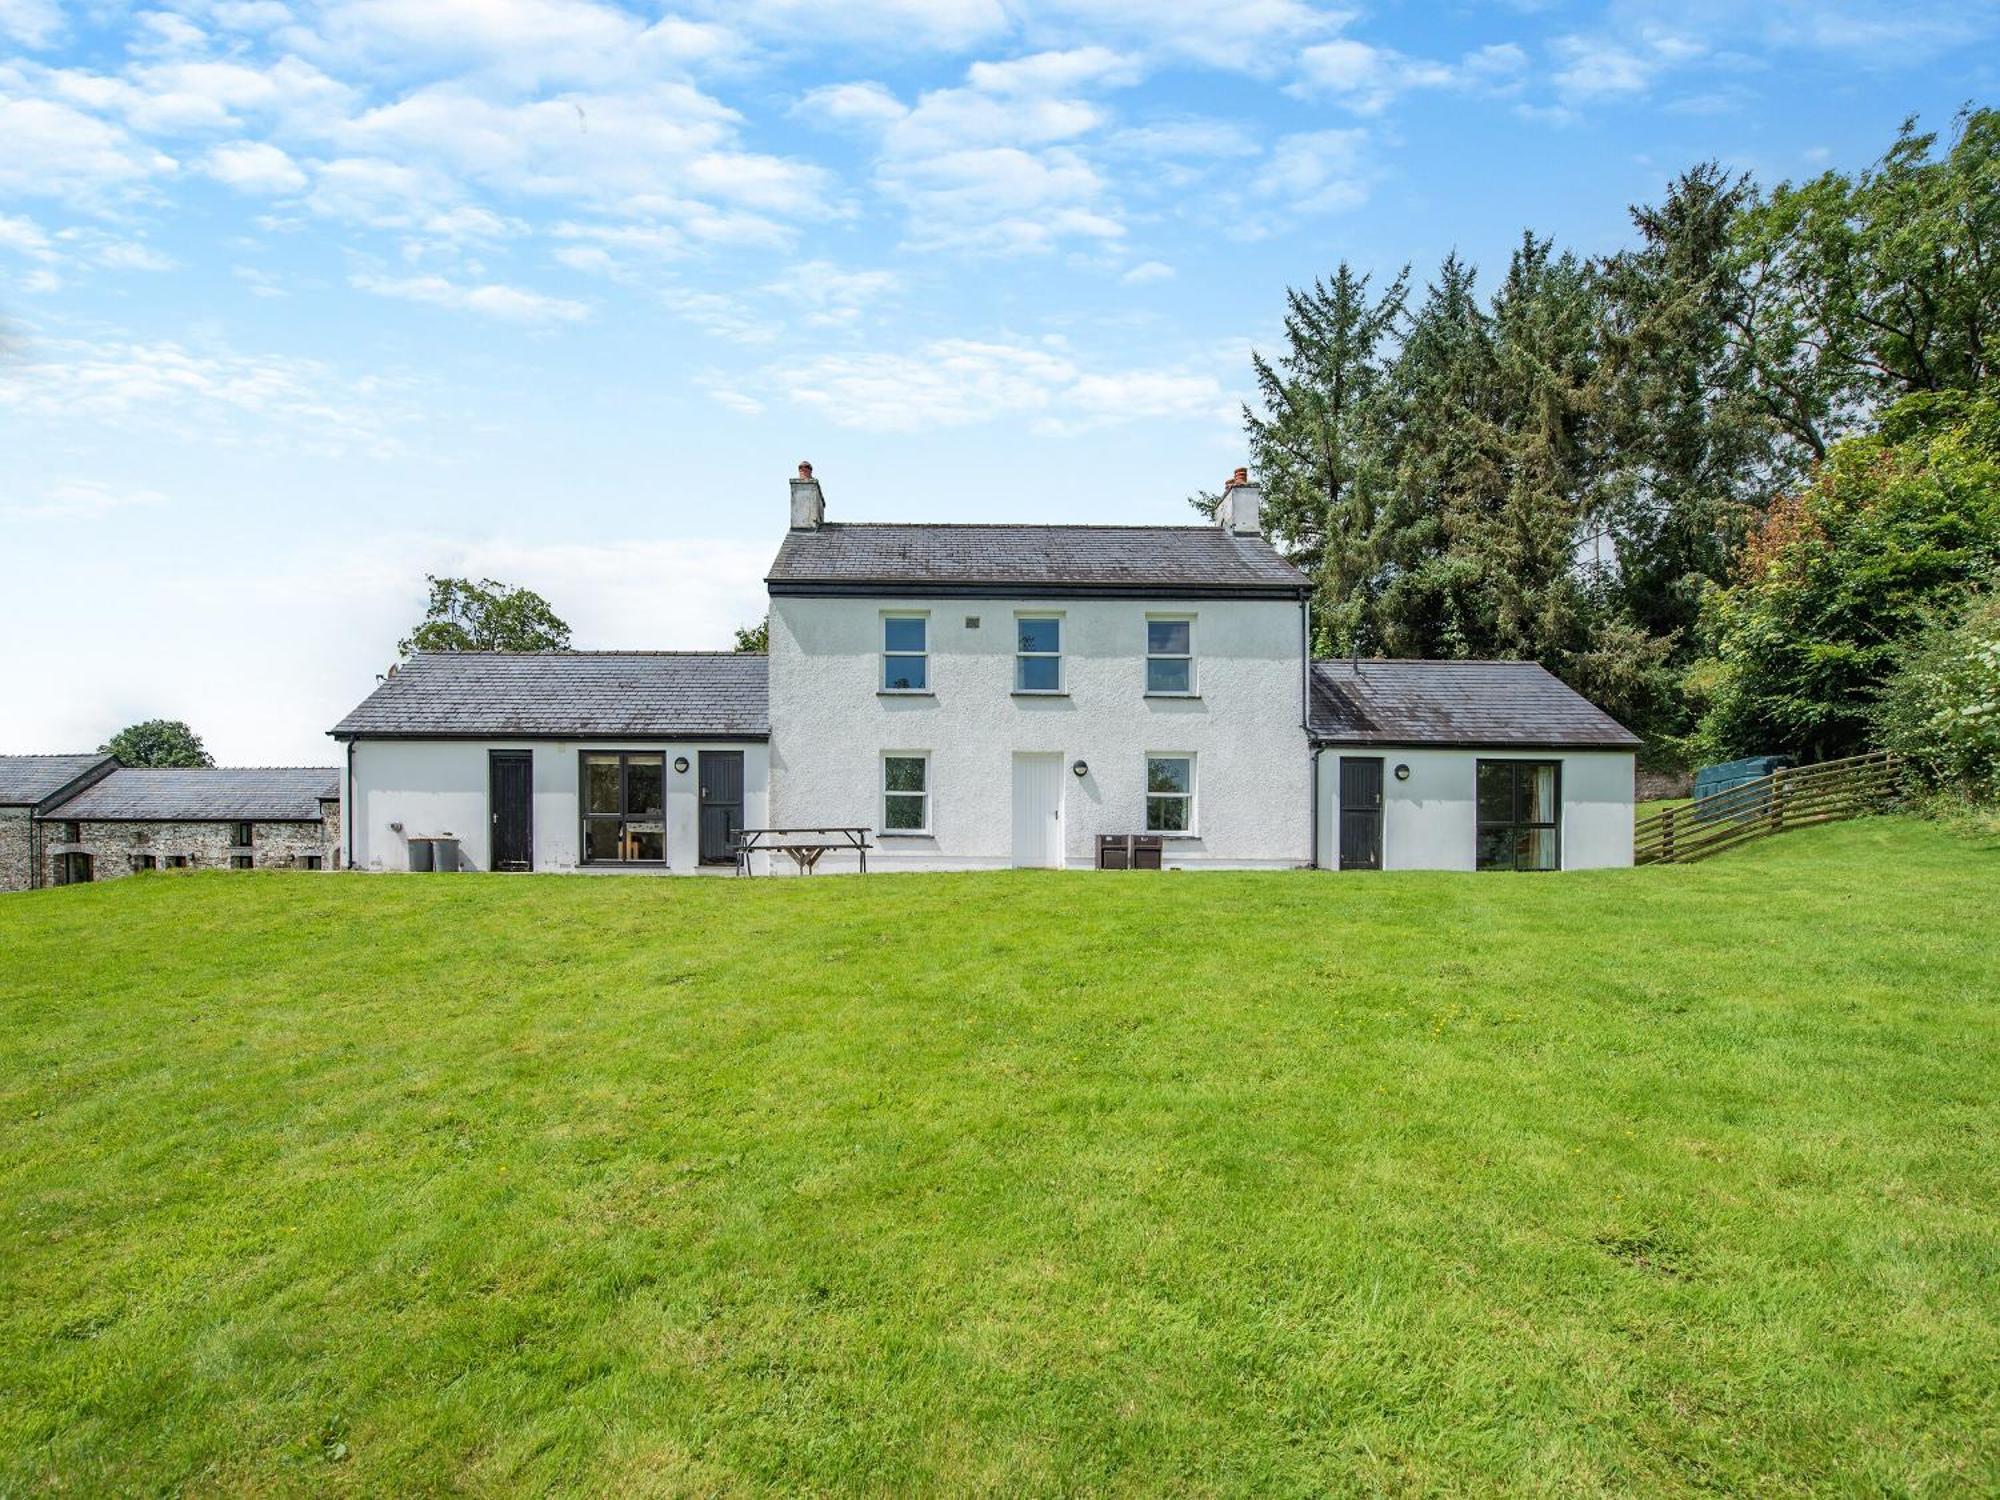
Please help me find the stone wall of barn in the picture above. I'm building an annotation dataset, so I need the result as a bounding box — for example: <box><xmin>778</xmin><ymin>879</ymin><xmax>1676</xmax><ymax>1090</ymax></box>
<box><xmin>36</xmin><ymin>819</ymin><xmax>333</xmax><ymax>885</ymax></box>
<box><xmin>0</xmin><ymin>807</ymin><xmax>31</xmax><ymax>893</ymax></box>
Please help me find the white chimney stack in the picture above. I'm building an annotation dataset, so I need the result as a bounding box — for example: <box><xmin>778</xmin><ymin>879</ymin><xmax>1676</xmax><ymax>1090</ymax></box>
<box><xmin>1217</xmin><ymin>466</ymin><xmax>1262</xmax><ymax>536</ymax></box>
<box><xmin>789</xmin><ymin>460</ymin><xmax>824</xmax><ymax>530</ymax></box>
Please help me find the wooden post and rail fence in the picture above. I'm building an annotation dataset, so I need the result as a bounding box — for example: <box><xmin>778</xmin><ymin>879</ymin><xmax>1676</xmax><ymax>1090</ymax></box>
<box><xmin>1635</xmin><ymin>750</ymin><xmax>1904</xmax><ymax>866</ymax></box>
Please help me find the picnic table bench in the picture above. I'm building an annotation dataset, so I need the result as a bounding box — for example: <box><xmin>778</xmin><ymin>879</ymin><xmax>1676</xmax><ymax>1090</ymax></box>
<box><xmin>733</xmin><ymin>826</ymin><xmax>873</xmax><ymax>876</ymax></box>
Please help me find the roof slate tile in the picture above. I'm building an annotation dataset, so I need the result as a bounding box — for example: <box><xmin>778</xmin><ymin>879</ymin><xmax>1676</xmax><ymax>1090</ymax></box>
<box><xmin>47</xmin><ymin>767</ymin><xmax>339</xmax><ymax>822</ymax></box>
<box><xmin>331</xmin><ymin>652</ymin><xmax>770</xmax><ymax>739</ymax></box>
<box><xmin>1309</xmin><ymin>660</ymin><xmax>1642</xmax><ymax>749</ymax></box>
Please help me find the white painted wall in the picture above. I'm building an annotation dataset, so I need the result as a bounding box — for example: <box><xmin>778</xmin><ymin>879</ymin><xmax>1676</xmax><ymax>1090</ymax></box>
<box><xmin>1314</xmin><ymin>747</ymin><xmax>1635</xmax><ymax>871</ymax></box>
<box><xmin>767</xmin><ymin>593</ymin><xmax>1312</xmax><ymax>870</ymax></box>
<box><xmin>346</xmin><ymin>739</ymin><xmax>769</xmax><ymax>873</ymax></box>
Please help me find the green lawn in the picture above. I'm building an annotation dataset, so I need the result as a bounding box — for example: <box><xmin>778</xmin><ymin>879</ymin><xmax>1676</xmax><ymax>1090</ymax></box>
<box><xmin>3</xmin><ymin>819</ymin><xmax>1997</xmax><ymax>1496</ymax></box>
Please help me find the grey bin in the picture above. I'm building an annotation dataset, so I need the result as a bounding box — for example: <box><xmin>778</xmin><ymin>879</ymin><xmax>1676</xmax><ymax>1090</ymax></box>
<box><xmin>408</xmin><ymin>838</ymin><xmax>433</xmax><ymax>873</ymax></box>
<box><xmin>431</xmin><ymin>837</ymin><xmax>460</xmax><ymax>873</ymax></box>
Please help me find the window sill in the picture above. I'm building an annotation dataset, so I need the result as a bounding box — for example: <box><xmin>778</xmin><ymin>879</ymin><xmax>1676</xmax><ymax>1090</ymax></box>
<box><xmin>1143</xmin><ymin>692</ymin><xmax>1201</xmax><ymax>700</ymax></box>
<box><xmin>1148</xmin><ymin>832</ymin><xmax>1200</xmax><ymax>841</ymax></box>
<box><xmin>878</xmin><ymin>830</ymin><xmax>935</xmax><ymax>839</ymax></box>
<box><xmin>1011</xmin><ymin>690</ymin><xmax>1068</xmax><ymax>698</ymax></box>
<box><xmin>878</xmin><ymin>690</ymin><xmax>935</xmax><ymax>698</ymax></box>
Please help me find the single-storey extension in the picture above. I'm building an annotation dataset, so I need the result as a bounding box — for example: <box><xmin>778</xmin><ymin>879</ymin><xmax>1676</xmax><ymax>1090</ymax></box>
<box><xmin>330</xmin><ymin>652</ymin><xmax>769</xmax><ymax>874</ymax></box>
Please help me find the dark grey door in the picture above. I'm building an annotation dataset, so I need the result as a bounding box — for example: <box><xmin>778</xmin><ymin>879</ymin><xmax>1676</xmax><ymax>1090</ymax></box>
<box><xmin>699</xmin><ymin>751</ymin><xmax>744</xmax><ymax>865</ymax></box>
<box><xmin>1338</xmin><ymin>757</ymin><xmax>1384</xmax><ymax>870</ymax></box>
<box><xmin>489</xmin><ymin>751</ymin><xmax>533</xmax><ymax>871</ymax></box>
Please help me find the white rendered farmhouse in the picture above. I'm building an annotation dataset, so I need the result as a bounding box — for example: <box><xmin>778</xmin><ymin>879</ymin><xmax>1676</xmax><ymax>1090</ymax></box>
<box><xmin>328</xmin><ymin>464</ymin><xmax>1641</xmax><ymax>874</ymax></box>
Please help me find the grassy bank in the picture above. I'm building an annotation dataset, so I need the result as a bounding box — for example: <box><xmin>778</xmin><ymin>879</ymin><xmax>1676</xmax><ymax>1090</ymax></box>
<box><xmin>2</xmin><ymin>818</ymin><xmax>1995</xmax><ymax>1495</ymax></box>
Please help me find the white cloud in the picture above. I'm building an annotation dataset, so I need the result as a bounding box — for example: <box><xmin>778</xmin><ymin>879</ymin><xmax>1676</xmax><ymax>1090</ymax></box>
<box><xmin>766</xmin><ymin>259</ymin><xmax>898</xmax><ymax>325</ymax></box>
<box><xmin>1294</xmin><ymin>37</ymin><xmax>1526</xmax><ymax>114</ymax></box>
<box><xmin>1252</xmin><ymin>129</ymin><xmax>1374</xmax><ymax>216</ymax></box>
<box><xmin>0</xmin><ymin>96</ymin><xmax>178</xmax><ymax>205</ymax></box>
<box><xmin>0</xmin><ymin>0</ymin><xmax>62</xmax><ymax>49</ymax></box>
<box><xmin>0</xmin><ymin>333</ymin><xmax>414</xmax><ymax>458</ymax></box>
<box><xmin>204</xmin><ymin>139</ymin><xmax>309</xmax><ymax>193</ymax></box>
<box><xmin>795</xmin><ymin>81</ymin><xmax>909</xmax><ymax>129</ymax></box>
<box><xmin>760</xmin><ymin>335</ymin><xmax>1229</xmax><ymax>432</ymax></box>
<box><xmin>0</xmin><ymin>211</ymin><xmax>57</xmax><ymax>261</ymax></box>
<box><xmin>92</xmin><ymin>240</ymin><xmax>178</xmax><ymax>272</ymax></box>
<box><xmin>6</xmin><ymin>478</ymin><xmax>167</xmax><ymax>520</ymax></box>
<box><xmin>1121</xmin><ymin>259</ymin><xmax>1173</xmax><ymax>284</ymax></box>
<box><xmin>1548</xmin><ymin>29</ymin><xmax>1706</xmax><ymax>105</ymax></box>
<box><xmin>350</xmin><ymin>270</ymin><xmax>590</xmax><ymax>323</ymax></box>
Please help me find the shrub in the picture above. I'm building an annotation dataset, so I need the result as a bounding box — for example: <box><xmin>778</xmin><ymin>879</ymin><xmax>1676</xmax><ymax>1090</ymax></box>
<box><xmin>1875</xmin><ymin>594</ymin><xmax>2000</xmax><ymax>803</ymax></box>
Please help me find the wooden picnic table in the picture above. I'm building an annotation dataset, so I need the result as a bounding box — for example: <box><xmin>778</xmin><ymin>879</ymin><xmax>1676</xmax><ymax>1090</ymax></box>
<box><xmin>733</xmin><ymin>827</ymin><xmax>873</xmax><ymax>876</ymax></box>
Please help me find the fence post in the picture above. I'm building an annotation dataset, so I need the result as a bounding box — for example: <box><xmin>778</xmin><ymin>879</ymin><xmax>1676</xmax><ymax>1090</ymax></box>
<box><xmin>1769</xmin><ymin>767</ymin><xmax>1786</xmax><ymax>834</ymax></box>
<box><xmin>1661</xmin><ymin>805</ymin><xmax>1676</xmax><ymax>863</ymax></box>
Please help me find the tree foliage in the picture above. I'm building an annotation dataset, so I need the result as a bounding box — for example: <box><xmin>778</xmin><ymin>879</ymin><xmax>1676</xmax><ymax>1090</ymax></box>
<box><xmin>399</xmin><ymin>576</ymin><xmax>572</xmax><ymax>656</ymax></box>
<box><xmin>733</xmin><ymin>615</ymin><xmax>769</xmax><ymax>653</ymax></box>
<box><xmin>1216</xmin><ymin>108</ymin><xmax>1999</xmax><ymax>766</ymax></box>
<box><xmin>1693</xmin><ymin>392</ymin><xmax>2000</xmax><ymax>763</ymax></box>
<box><xmin>102</xmin><ymin>719</ymin><xmax>212</xmax><ymax>768</ymax></box>
<box><xmin>1875</xmin><ymin>593</ymin><xmax>2000</xmax><ymax>803</ymax></box>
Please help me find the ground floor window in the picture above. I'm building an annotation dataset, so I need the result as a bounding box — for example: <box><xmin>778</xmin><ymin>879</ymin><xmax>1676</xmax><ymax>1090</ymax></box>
<box><xmin>581</xmin><ymin>752</ymin><xmax>666</xmax><ymax>863</ymax></box>
<box><xmin>230</xmin><ymin>855</ymin><xmax>253</xmax><ymax>870</ymax></box>
<box><xmin>56</xmin><ymin>852</ymin><xmax>92</xmax><ymax>884</ymax></box>
<box><xmin>882</xmin><ymin>754</ymin><xmax>929</xmax><ymax>832</ymax></box>
<box><xmin>164</xmin><ymin>855</ymin><xmax>189</xmax><ymax>869</ymax></box>
<box><xmin>1145</xmin><ymin>755</ymin><xmax>1194</xmax><ymax>833</ymax></box>
<box><xmin>299</xmin><ymin>854</ymin><xmax>323</xmax><ymax>871</ymax></box>
<box><xmin>1476</xmin><ymin>760</ymin><xmax>1561</xmax><ymax>871</ymax></box>
<box><xmin>131</xmin><ymin>854</ymin><xmax>156</xmax><ymax>872</ymax></box>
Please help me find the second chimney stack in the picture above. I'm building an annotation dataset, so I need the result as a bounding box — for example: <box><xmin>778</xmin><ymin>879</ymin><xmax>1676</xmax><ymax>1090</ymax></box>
<box><xmin>1217</xmin><ymin>466</ymin><xmax>1262</xmax><ymax>536</ymax></box>
<box><xmin>789</xmin><ymin>461</ymin><xmax>825</xmax><ymax>530</ymax></box>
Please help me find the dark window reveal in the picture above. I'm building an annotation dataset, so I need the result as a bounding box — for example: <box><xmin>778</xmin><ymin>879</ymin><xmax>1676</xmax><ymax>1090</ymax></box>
<box><xmin>230</xmin><ymin>855</ymin><xmax>253</xmax><ymax>871</ymax></box>
<box><xmin>581</xmin><ymin>752</ymin><xmax>666</xmax><ymax>864</ymax></box>
<box><xmin>56</xmin><ymin>852</ymin><xmax>93</xmax><ymax>885</ymax></box>
<box><xmin>1475</xmin><ymin>760</ymin><xmax>1561</xmax><ymax>871</ymax></box>
<box><xmin>233</xmin><ymin>822</ymin><xmax>254</xmax><ymax>847</ymax></box>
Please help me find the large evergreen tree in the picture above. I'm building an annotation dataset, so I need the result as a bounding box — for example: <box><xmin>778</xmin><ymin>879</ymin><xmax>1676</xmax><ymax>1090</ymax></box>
<box><xmin>1222</xmin><ymin>264</ymin><xmax>1407</xmax><ymax>653</ymax></box>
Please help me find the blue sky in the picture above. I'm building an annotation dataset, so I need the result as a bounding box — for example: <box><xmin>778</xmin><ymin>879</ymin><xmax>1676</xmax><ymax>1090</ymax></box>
<box><xmin>3</xmin><ymin>0</ymin><xmax>1994</xmax><ymax>764</ymax></box>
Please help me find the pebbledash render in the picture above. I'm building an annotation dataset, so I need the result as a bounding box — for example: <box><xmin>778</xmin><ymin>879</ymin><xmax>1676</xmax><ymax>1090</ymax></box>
<box><xmin>0</xmin><ymin>763</ymin><xmax>341</xmax><ymax>891</ymax></box>
<box><xmin>329</xmin><ymin>465</ymin><xmax>1643</xmax><ymax>875</ymax></box>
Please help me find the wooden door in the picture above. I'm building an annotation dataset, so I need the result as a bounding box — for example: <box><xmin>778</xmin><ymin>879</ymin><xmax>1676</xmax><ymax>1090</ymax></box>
<box><xmin>699</xmin><ymin>751</ymin><xmax>744</xmax><ymax>865</ymax></box>
<box><xmin>1011</xmin><ymin>752</ymin><xmax>1063</xmax><ymax>868</ymax></box>
<box><xmin>489</xmin><ymin>751</ymin><xmax>534</xmax><ymax>871</ymax></box>
<box><xmin>1338</xmin><ymin>757</ymin><xmax>1384</xmax><ymax>870</ymax></box>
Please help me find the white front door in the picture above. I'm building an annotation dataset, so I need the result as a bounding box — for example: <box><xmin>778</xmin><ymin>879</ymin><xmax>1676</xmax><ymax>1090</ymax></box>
<box><xmin>1011</xmin><ymin>752</ymin><xmax>1064</xmax><ymax>868</ymax></box>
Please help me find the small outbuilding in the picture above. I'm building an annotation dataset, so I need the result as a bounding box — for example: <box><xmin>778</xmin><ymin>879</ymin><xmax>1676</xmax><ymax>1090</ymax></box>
<box><xmin>31</xmin><ymin>767</ymin><xmax>341</xmax><ymax>885</ymax></box>
<box><xmin>1309</xmin><ymin>660</ymin><xmax>1641</xmax><ymax>871</ymax></box>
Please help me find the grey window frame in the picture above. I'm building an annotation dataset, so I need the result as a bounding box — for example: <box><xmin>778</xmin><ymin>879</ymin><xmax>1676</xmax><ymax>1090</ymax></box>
<box><xmin>578</xmin><ymin>750</ymin><xmax>668</xmax><ymax>866</ymax></box>
<box><xmin>1474</xmin><ymin>759</ymin><xmax>1563</xmax><ymax>872</ymax></box>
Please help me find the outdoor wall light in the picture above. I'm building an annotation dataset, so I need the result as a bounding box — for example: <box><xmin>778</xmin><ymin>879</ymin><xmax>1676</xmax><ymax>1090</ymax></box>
<box><xmin>1071</xmin><ymin>759</ymin><xmax>1089</xmax><ymax>778</ymax></box>
<box><xmin>673</xmin><ymin>756</ymin><xmax>690</xmax><ymax>774</ymax></box>
<box><xmin>1394</xmin><ymin>763</ymin><xmax>1411</xmax><ymax>781</ymax></box>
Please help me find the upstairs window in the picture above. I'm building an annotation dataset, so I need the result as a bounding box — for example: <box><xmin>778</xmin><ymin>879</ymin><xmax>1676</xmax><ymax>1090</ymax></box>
<box><xmin>882</xmin><ymin>615</ymin><xmax>928</xmax><ymax>692</ymax></box>
<box><xmin>1145</xmin><ymin>755</ymin><xmax>1195</xmax><ymax>833</ymax></box>
<box><xmin>1476</xmin><ymin>761</ymin><xmax>1561</xmax><ymax>871</ymax></box>
<box><xmin>882</xmin><ymin>754</ymin><xmax>930</xmax><ymax>833</ymax></box>
<box><xmin>1146</xmin><ymin>618</ymin><xmax>1194</xmax><ymax>694</ymax></box>
<box><xmin>232</xmin><ymin>822</ymin><xmax>254</xmax><ymax>847</ymax></box>
<box><xmin>1015</xmin><ymin>616</ymin><xmax>1062</xmax><ymax>693</ymax></box>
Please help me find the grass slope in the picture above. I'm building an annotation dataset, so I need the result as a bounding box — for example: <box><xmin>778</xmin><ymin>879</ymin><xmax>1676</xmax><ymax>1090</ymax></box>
<box><xmin>2</xmin><ymin>819</ymin><xmax>1996</xmax><ymax>1496</ymax></box>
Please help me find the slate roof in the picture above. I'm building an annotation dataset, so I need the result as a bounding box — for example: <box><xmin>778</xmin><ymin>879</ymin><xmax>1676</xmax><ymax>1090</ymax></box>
<box><xmin>767</xmin><ymin>523</ymin><xmax>1309</xmax><ymax>596</ymax></box>
<box><xmin>0</xmin><ymin>753</ymin><xmax>116</xmax><ymax>807</ymax></box>
<box><xmin>330</xmin><ymin>652</ymin><xmax>771</xmax><ymax>739</ymax></box>
<box><xmin>46</xmin><ymin>767</ymin><xmax>340</xmax><ymax>822</ymax></box>
<box><xmin>1309</xmin><ymin>660</ymin><xmax>1643</xmax><ymax>749</ymax></box>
